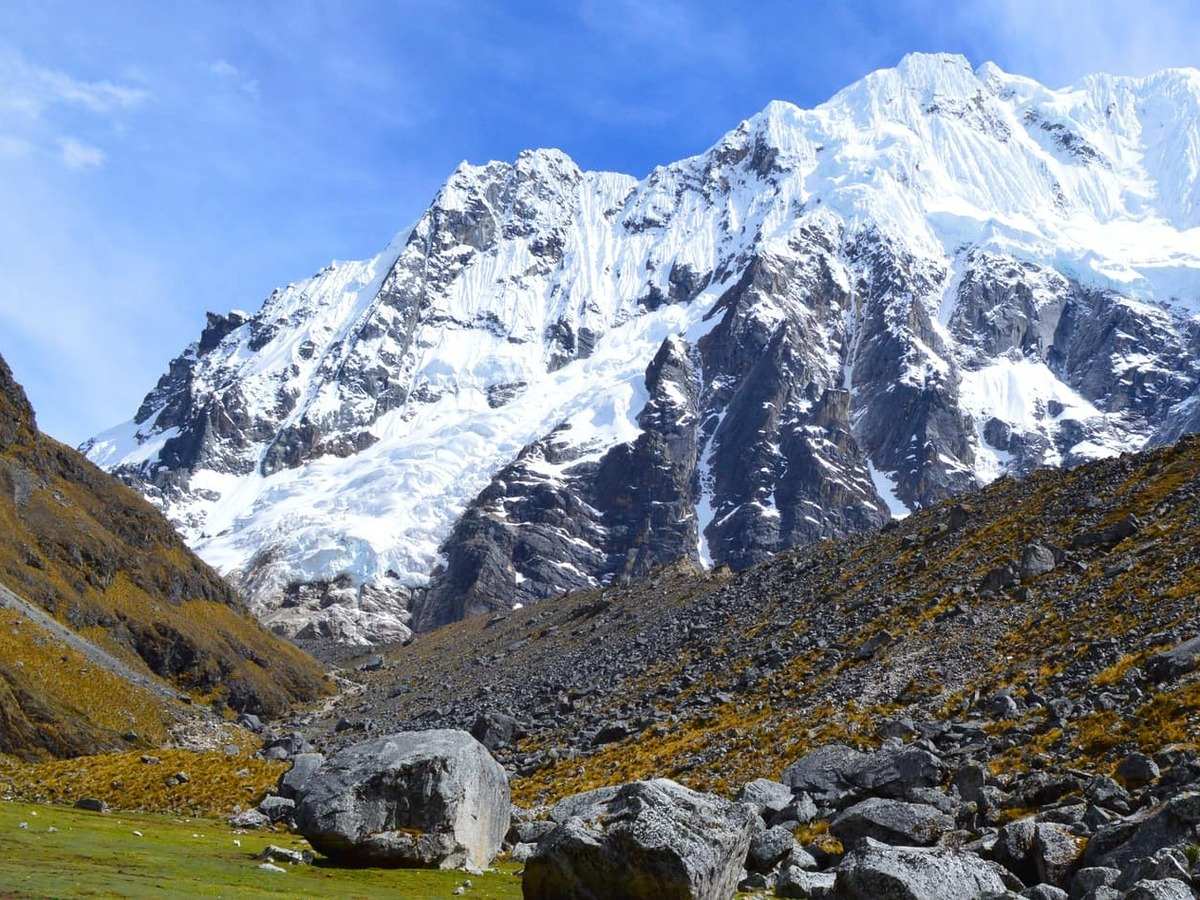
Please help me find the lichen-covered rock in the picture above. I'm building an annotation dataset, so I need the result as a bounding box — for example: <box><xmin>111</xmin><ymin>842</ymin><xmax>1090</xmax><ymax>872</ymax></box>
<box><xmin>835</xmin><ymin>838</ymin><xmax>1010</xmax><ymax>899</ymax></box>
<box><xmin>228</xmin><ymin>809</ymin><xmax>270</xmax><ymax>830</ymax></box>
<box><xmin>775</xmin><ymin>865</ymin><xmax>836</xmax><ymax>898</ymax></box>
<box><xmin>1031</xmin><ymin>822</ymin><xmax>1083</xmax><ymax>887</ymax></box>
<box><xmin>1084</xmin><ymin>792</ymin><xmax>1200</xmax><ymax>871</ymax></box>
<box><xmin>522</xmin><ymin>778</ymin><xmax>755</xmax><ymax>900</ymax></box>
<box><xmin>735</xmin><ymin>778</ymin><xmax>794</xmax><ymax>819</ymax></box>
<box><xmin>830</xmin><ymin>798</ymin><xmax>954</xmax><ymax>847</ymax></box>
<box><xmin>1143</xmin><ymin>636</ymin><xmax>1200</xmax><ymax>683</ymax></box>
<box><xmin>1123</xmin><ymin>879</ymin><xmax>1195</xmax><ymax>900</ymax></box>
<box><xmin>746</xmin><ymin>824</ymin><xmax>797</xmax><ymax>872</ymax></box>
<box><xmin>293</xmin><ymin>730</ymin><xmax>509</xmax><ymax>869</ymax></box>
<box><xmin>781</xmin><ymin>744</ymin><xmax>944</xmax><ymax>808</ymax></box>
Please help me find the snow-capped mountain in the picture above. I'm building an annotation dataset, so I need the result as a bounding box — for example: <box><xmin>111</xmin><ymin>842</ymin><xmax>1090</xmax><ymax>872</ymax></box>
<box><xmin>84</xmin><ymin>53</ymin><xmax>1200</xmax><ymax>644</ymax></box>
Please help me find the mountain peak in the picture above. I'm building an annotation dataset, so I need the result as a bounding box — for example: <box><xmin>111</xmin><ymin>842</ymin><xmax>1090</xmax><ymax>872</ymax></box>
<box><xmin>83</xmin><ymin>54</ymin><xmax>1200</xmax><ymax>644</ymax></box>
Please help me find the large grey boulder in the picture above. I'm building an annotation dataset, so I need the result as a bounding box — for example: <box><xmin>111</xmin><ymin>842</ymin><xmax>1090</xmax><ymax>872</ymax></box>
<box><xmin>548</xmin><ymin>785</ymin><xmax>621</xmax><ymax>823</ymax></box>
<box><xmin>781</xmin><ymin>744</ymin><xmax>944</xmax><ymax>808</ymax></box>
<box><xmin>776</xmin><ymin>866</ymin><xmax>836</xmax><ymax>898</ymax></box>
<box><xmin>277</xmin><ymin>752</ymin><xmax>324</xmax><ymax>800</ymax></box>
<box><xmin>1031</xmin><ymin>822</ymin><xmax>1083</xmax><ymax>887</ymax></box>
<box><xmin>521</xmin><ymin>778</ymin><xmax>755</xmax><ymax>900</ymax></box>
<box><xmin>736</xmin><ymin>778</ymin><xmax>794</xmax><ymax>818</ymax></box>
<box><xmin>1020</xmin><ymin>542</ymin><xmax>1057</xmax><ymax>580</ymax></box>
<box><xmin>781</xmin><ymin>744</ymin><xmax>869</xmax><ymax>805</ymax></box>
<box><xmin>831</xmin><ymin>798</ymin><xmax>955</xmax><ymax>847</ymax></box>
<box><xmin>746</xmin><ymin>824</ymin><xmax>797</xmax><ymax>872</ymax></box>
<box><xmin>993</xmin><ymin>816</ymin><xmax>1039</xmax><ymax>883</ymax></box>
<box><xmin>471</xmin><ymin>710</ymin><xmax>519</xmax><ymax>751</ymax></box>
<box><xmin>835</xmin><ymin>838</ymin><xmax>1011</xmax><ymax>899</ymax></box>
<box><xmin>1084</xmin><ymin>792</ymin><xmax>1200</xmax><ymax>871</ymax></box>
<box><xmin>293</xmin><ymin>730</ymin><xmax>509</xmax><ymax>869</ymax></box>
<box><xmin>1123</xmin><ymin>879</ymin><xmax>1195</xmax><ymax>900</ymax></box>
<box><xmin>1144</xmin><ymin>636</ymin><xmax>1200</xmax><ymax>683</ymax></box>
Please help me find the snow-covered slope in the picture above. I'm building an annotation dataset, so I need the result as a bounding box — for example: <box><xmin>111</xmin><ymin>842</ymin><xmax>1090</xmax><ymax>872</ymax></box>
<box><xmin>85</xmin><ymin>54</ymin><xmax>1200</xmax><ymax>643</ymax></box>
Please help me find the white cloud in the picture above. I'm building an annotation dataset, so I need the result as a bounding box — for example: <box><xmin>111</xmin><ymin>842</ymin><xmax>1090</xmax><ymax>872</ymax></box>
<box><xmin>209</xmin><ymin>57</ymin><xmax>260</xmax><ymax>100</ymax></box>
<box><xmin>59</xmin><ymin>137</ymin><xmax>106</xmax><ymax>170</ymax></box>
<box><xmin>209</xmin><ymin>58</ymin><xmax>240</xmax><ymax>78</ymax></box>
<box><xmin>0</xmin><ymin>47</ymin><xmax>149</xmax><ymax>117</ymax></box>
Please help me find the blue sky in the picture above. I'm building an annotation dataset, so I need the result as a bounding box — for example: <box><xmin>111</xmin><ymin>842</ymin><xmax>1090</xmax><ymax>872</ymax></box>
<box><xmin>1</xmin><ymin>0</ymin><xmax>1197</xmax><ymax>443</ymax></box>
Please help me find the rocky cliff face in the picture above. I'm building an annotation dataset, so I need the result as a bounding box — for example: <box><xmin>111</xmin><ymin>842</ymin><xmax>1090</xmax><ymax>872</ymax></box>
<box><xmin>84</xmin><ymin>54</ymin><xmax>1200</xmax><ymax>643</ymax></box>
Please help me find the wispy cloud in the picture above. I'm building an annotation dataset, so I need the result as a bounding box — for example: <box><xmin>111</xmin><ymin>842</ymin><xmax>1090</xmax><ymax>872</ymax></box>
<box><xmin>0</xmin><ymin>47</ymin><xmax>150</xmax><ymax>117</ymax></box>
<box><xmin>58</xmin><ymin>137</ymin><xmax>105</xmax><ymax>169</ymax></box>
<box><xmin>209</xmin><ymin>57</ymin><xmax>260</xmax><ymax>99</ymax></box>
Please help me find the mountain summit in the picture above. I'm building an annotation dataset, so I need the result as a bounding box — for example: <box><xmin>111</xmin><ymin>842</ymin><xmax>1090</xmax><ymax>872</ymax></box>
<box><xmin>84</xmin><ymin>54</ymin><xmax>1200</xmax><ymax>644</ymax></box>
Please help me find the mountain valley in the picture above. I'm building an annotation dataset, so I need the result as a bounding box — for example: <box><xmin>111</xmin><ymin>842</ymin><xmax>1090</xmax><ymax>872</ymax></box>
<box><xmin>3</xmin><ymin>48</ymin><xmax>1200</xmax><ymax>900</ymax></box>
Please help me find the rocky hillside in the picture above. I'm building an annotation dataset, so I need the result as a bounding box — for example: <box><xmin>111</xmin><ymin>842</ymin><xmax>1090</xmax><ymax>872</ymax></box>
<box><xmin>83</xmin><ymin>53</ymin><xmax>1200</xmax><ymax>644</ymax></box>
<box><xmin>0</xmin><ymin>354</ymin><xmax>328</xmax><ymax>760</ymax></box>
<box><xmin>307</xmin><ymin>432</ymin><xmax>1200</xmax><ymax>820</ymax></box>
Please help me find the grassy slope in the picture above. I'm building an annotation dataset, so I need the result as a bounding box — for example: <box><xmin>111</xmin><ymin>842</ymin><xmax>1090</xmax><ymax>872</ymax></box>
<box><xmin>0</xmin><ymin>749</ymin><xmax>285</xmax><ymax>818</ymax></box>
<box><xmin>0</xmin><ymin>353</ymin><xmax>329</xmax><ymax>759</ymax></box>
<box><xmin>0</xmin><ymin>800</ymin><xmax>522</xmax><ymax>899</ymax></box>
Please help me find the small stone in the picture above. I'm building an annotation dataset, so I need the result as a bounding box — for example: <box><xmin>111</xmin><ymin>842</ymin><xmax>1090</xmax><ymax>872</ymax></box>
<box><xmin>228</xmin><ymin>809</ymin><xmax>270</xmax><ymax>830</ymax></box>
<box><xmin>258</xmin><ymin>862</ymin><xmax>286</xmax><ymax>873</ymax></box>
<box><xmin>1047</xmin><ymin>697</ymin><xmax>1073</xmax><ymax>722</ymax></box>
<box><xmin>74</xmin><ymin>797</ymin><xmax>109</xmax><ymax>814</ymax></box>
<box><xmin>776</xmin><ymin>866</ymin><xmax>835</xmax><ymax>898</ymax></box>
<box><xmin>257</xmin><ymin>844</ymin><xmax>312</xmax><ymax>865</ymax></box>
<box><xmin>258</xmin><ymin>795</ymin><xmax>296</xmax><ymax>823</ymax></box>
<box><xmin>747</xmin><ymin>824</ymin><xmax>797</xmax><ymax>872</ymax></box>
<box><xmin>510</xmin><ymin>841</ymin><xmax>537</xmax><ymax>862</ymax></box>
<box><xmin>1021</xmin><ymin>886</ymin><xmax>1067</xmax><ymax>900</ymax></box>
<box><xmin>1115</xmin><ymin>752</ymin><xmax>1160</xmax><ymax>789</ymax></box>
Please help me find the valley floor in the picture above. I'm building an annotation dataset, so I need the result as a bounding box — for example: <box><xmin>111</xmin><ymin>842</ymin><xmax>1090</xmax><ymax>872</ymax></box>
<box><xmin>0</xmin><ymin>800</ymin><xmax>521</xmax><ymax>899</ymax></box>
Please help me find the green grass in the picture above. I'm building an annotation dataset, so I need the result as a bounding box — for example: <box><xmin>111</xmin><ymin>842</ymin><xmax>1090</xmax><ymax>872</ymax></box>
<box><xmin>0</xmin><ymin>800</ymin><xmax>522</xmax><ymax>899</ymax></box>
